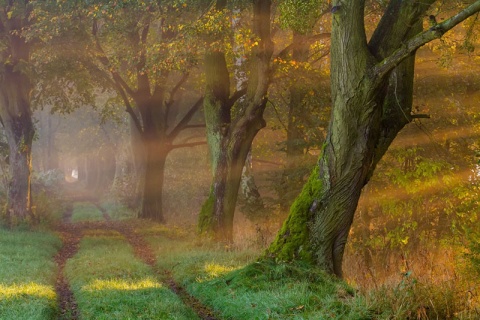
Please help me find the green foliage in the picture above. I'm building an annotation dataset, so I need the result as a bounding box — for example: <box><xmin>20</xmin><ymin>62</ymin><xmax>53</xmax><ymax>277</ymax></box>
<box><xmin>278</xmin><ymin>0</ymin><xmax>328</xmax><ymax>34</ymax></box>
<box><xmin>66</xmin><ymin>235</ymin><xmax>198</xmax><ymax>319</ymax></box>
<box><xmin>0</xmin><ymin>229</ymin><xmax>61</xmax><ymax>319</ymax></box>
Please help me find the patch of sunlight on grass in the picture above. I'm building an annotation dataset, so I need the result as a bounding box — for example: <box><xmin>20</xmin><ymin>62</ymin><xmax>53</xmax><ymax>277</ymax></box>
<box><xmin>202</xmin><ymin>263</ymin><xmax>240</xmax><ymax>280</ymax></box>
<box><xmin>0</xmin><ymin>283</ymin><xmax>56</xmax><ymax>299</ymax></box>
<box><xmin>83</xmin><ymin>278</ymin><xmax>162</xmax><ymax>291</ymax></box>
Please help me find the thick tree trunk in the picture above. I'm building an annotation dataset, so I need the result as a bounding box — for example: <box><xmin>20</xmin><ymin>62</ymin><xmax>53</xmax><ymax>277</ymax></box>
<box><xmin>199</xmin><ymin>118</ymin><xmax>264</xmax><ymax>242</ymax></box>
<box><xmin>240</xmin><ymin>150</ymin><xmax>264</xmax><ymax>215</ymax></box>
<box><xmin>267</xmin><ymin>0</ymin><xmax>458</xmax><ymax>277</ymax></box>
<box><xmin>199</xmin><ymin>0</ymin><xmax>273</xmax><ymax>242</ymax></box>
<box><xmin>139</xmin><ymin>138</ymin><xmax>167</xmax><ymax>223</ymax></box>
<box><xmin>0</xmin><ymin>20</ymin><xmax>35</xmax><ymax>224</ymax></box>
<box><xmin>0</xmin><ymin>63</ymin><xmax>35</xmax><ymax>225</ymax></box>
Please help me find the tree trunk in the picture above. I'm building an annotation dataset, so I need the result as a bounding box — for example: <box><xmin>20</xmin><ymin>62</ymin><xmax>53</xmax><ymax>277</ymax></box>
<box><xmin>0</xmin><ymin>30</ymin><xmax>34</xmax><ymax>225</ymax></box>
<box><xmin>199</xmin><ymin>117</ymin><xmax>265</xmax><ymax>242</ymax></box>
<box><xmin>139</xmin><ymin>138</ymin><xmax>167</xmax><ymax>223</ymax></box>
<box><xmin>198</xmin><ymin>0</ymin><xmax>273</xmax><ymax>242</ymax></box>
<box><xmin>266</xmin><ymin>0</ymin><xmax>480</xmax><ymax>277</ymax></box>
<box><xmin>240</xmin><ymin>150</ymin><xmax>264</xmax><ymax>215</ymax></box>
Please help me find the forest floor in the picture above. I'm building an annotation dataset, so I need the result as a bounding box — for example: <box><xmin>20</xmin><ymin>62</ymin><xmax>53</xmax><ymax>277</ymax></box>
<box><xmin>1</xmin><ymin>184</ymin><xmax>479</xmax><ymax>319</ymax></box>
<box><xmin>51</xmin><ymin>184</ymin><xmax>217</xmax><ymax>320</ymax></box>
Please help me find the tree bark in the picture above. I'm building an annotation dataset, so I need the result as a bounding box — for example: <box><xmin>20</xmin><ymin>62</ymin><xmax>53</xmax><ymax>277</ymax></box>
<box><xmin>267</xmin><ymin>0</ymin><xmax>480</xmax><ymax>277</ymax></box>
<box><xmin>0</xmin><ymin>12</ymin><xmax>35</xmax><ymax>225</ymax></box>
<box><xmin>198</xmin><ymin>0</ymin><xmax>273</xmax><ymax>243</ymax></box>
<box><xmin>139</xmin><ymin>138</ymin><xmax>167</xmax><ymax>222</ymax></box>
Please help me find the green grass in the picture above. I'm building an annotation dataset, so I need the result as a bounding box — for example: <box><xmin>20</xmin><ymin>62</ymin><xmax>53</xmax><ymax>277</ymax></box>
<box><xmin>71</xmin><ymin>202</ymin><xmax>104</xmax><ymax>222</ymax></box>
<box><xmin>98</xmin><ymin>200</ymin><xmax>135</xmax><ymax>220</ymax></box>
<box><xmin>65</xmin><ymin>232</ymin><xmax>199</xmax><ymax>319</ymax></box>
<box><xmin>0</xmin><ymin>228</ymin><xmax>61</xmax><ymax>320</ymax></box>
<box><xmin>148</xmin><ymin>233</ymin><xmax>374</xmax><ymax>319</ymax></box>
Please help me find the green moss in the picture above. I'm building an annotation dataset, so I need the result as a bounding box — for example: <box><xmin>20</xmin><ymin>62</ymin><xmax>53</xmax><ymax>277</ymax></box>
<box><xmin>266</xmin><ymin>164</ymin><xmax>324</xmax><ymax>263</ymax></box>
<box><xmin>198</xmin><ymin>189</ymin><xmax>215</xmax><ymax>235</ymax></box>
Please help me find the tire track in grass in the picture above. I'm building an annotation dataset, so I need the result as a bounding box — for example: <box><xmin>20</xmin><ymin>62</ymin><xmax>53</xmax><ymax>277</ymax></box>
<box><xmin>57</xmin><ymin>198</ymin><xmax>218</xmax><ymax>319</ymax></box>
<box><xmin>54</xmin><ymin>203</ymin><xmax>82</xmax><ymax>320</ymax></box>
<box><xmin>110</xmin><ymin>221</ymin><xmax>218</xmax><ymax>320</ymax></box>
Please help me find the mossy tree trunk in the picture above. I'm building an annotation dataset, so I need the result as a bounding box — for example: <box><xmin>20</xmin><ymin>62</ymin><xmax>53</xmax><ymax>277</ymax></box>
<box><xmin>199</xmin><ymin>0</ymin><xmax>274</xmax><ymax>243</ymax></box>
<box><xmin>267</xmin><ymin>0</ymin><xmax>480</xmax><ymax>277</ymax></box>
<box><xmin>0</xmin><ymin>4</ymin><xmax>35</xmax><ymax>225</ymax></box>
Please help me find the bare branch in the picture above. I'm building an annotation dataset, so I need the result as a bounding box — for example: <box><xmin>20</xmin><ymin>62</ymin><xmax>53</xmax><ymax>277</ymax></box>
<box><xmin>115</xmin><ymin>83</ymin><xmax>143</xmax><ymax>135</ymax></box>
<box><xmin>91</xmin><ymin>20</ymin><xmax>136</xmax><ymax>98</ymax></box>
<box><xmin>227</xmin><ymin>87</ymin><xmax>247</xmax><ymax>108</ymax></box>
<box><xmin>410</xmin><ymin>114</ymin><xmax>430</xmax><ymax>119</ymax></box>
<box><xmin>167</xmin><ymin>97</ymin><xmax>204</xmax><ymax>142</ymax></box>
<box><xmin>165</xmin><ymin>73</ymin><xmax>190</xmax><ymax>108</ymax></box>
<box><xmin>170</xmin><ymin>141</ymin><xmax>207</xmax><ymax>150</ymax></box>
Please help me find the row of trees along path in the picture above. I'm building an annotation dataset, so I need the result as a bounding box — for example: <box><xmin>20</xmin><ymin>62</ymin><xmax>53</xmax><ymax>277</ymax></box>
<box><xmin>54</xmin><ymin>187</ymin><xmax>217</xmax><ymax>320</ymax></box>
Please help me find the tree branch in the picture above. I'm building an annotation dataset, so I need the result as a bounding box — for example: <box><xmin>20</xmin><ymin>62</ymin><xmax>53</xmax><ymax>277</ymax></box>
<box><xmin>373</xmin><ymin>1</ymin><xmax>480</xmax><ymax>79</ymax></box>
<box><xmin>410</xmin><ymin>114</ymin><xmax>430</xmax><ymax>119</ymax></box>
<box><xmin>91</xmin><ymin>20</ymin><xmax>136</xmax><ymax>98</ymax></box>
<box><xmin>276</xmin><ymin>33</ymin><xmax>331</xmax><ymax>60</ymax></box>
<box><xmin>134</xmin><ymin>23</ymin><xmax>150</xmax><ymax>96</ymax></box>
<box><xmin>165</xmin><ymin>72</ymin><xmax>189</xmax><ymax>108</ymax></box>
<box><xmin>167</xmin><ymin>97</ymin><xmax>204</xmax><ymax>142</ymax></box>
<box><xmin>115</xmin><ymin>83</ymin><xmax>143</xmax><ymax>135</ymax></box>
<box><xmin>170</xmin><ymin>141</ymin><xmax>207</xmax><ymax>150</ymax></box>
<box><xmin>227</xmin><ymin>87</ymin><xmax>247</xmax><ymax>108</ymax></box>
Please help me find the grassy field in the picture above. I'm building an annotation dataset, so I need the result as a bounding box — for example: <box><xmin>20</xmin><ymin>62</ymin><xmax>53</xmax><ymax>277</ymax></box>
<box><xmin>1</xmin><ymin>202</ymin><xmax>478</xmax><ymax>319</ymax></box>
<box><xmin>65</xmin><ymin>230</ymin><xmax>198</xmax><ymax>320</ymax></box>
<box><xmin>0</xmin><ymin>229</ymin><xmax>61</xmax><ymax>320</ymax></box>
<box><xmin>70</xmin><ymin>202</ymin><xmax>104</xmax><ymax>222</ymax></box>
<box><xmin>147</xmin><ymin>229</ymin><xmax>375</xmax><ymax>319</ymax></box>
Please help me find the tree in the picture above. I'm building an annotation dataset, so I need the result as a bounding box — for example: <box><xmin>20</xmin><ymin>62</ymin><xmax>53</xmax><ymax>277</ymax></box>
<box><xmin>267</xmin><ymin>0</ymin><xmax>480</xmax><ymax>277</ymax></box>
<box><xmin>35</xmin><ymin>1</ymin><xmax>208</xmax><ymax>222</ymax></box>
<box><xmin>198</xmin><ymin>0</ymin><xmax>274</xmax><ymax>242</ymax></box>
<box><xmin>0</xmin><ymin>1</ymin><xmax>36</xmax><ymax>225</ymax></box>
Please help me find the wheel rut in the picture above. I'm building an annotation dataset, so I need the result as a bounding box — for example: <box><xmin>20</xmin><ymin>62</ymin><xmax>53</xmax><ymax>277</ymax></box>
<box><xmin>111</xmin><ymin>221</ymin><xmax>219</xmax><ymax>320</ymax></box>
<box><xmin>54</xmin><ymin>198</ymin><xmax>218</xmax><ymax>320</ymax></box>
<box><xmin>54</xmin><ymin>203</ymin><xmax>81</xmax><ymax>320</ymax></box>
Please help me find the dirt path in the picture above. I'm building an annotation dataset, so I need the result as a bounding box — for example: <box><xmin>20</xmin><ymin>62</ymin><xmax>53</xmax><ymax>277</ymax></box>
<box><xmin>54</xmin><ymin>204</ymin><xmax>81</xmax><ymax>320</ymax></box>
<box><xmin>53</xmin><ymin>195</ymin><xmax>218</xmax><ymax>320</ymax></box>
<box><xmin>111</xmin><ymin>221</ymin><xmax>219</xmax><ymax>320</ymax></box>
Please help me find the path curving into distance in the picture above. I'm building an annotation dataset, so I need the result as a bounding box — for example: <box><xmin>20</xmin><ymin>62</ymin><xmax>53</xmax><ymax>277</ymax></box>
<box><xmin>53</xmin><ymin>195</ymin><xmax>218</xmax><ymax>320</ymax></box>
<box><xmin>111</xmin><ymin>221</ymin><xmax>218</xmax><ymax>320</ymax></box>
